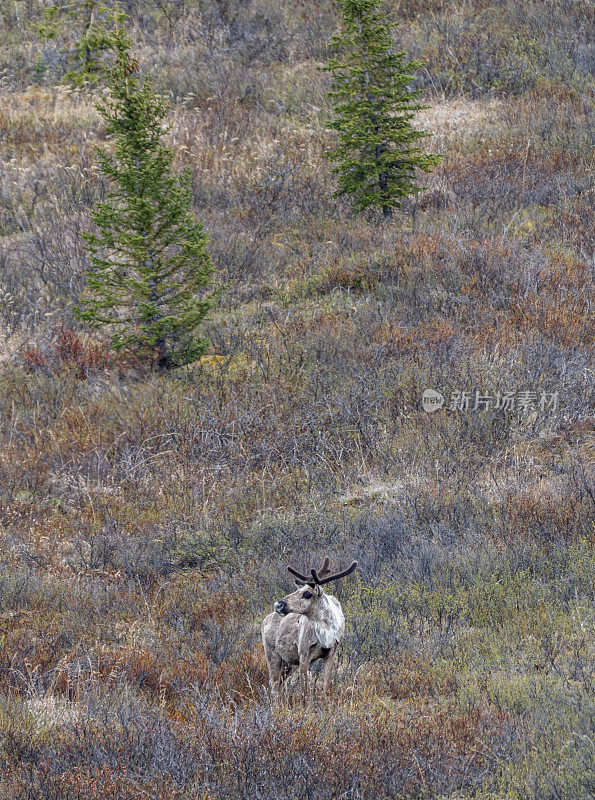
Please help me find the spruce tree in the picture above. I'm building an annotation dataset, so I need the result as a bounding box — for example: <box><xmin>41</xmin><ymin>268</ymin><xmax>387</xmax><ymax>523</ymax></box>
<box><xmin>77</xmin><ymin>31</ymin><xmax>214</xmax><ymax>370</ymax></box>
<box><xmin>324</xmin><ymin>0</ymin><xmax>441</xmax><ymax>218</ymax></box>
<box><xmin>38</xmin><ymin>2</ymin><xmax>123</xmax><ymax>86</ymax></box>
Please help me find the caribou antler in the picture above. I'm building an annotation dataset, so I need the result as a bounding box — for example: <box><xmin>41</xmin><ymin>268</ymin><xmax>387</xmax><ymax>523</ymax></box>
<box><xmin>288</xmin><ymin>556</ymin><xmax>331</xmax><ymax>585</ymax></box>
<box><xmin>311</xmin><ymin>560</ymin><xmax>357</xmax><ymax>586</ymax></box>
<box><xmin>287</xmin><ymin>565</ymin><xmax>309</xmax><ymax>582</ymax></box>
<box><xmin>287</xmin><ymin>557</ymin><xmax>356</xmax><ymax>587</ymax></box>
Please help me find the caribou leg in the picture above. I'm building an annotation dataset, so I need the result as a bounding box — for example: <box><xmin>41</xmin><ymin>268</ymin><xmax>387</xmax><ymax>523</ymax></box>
<box><xmin>322</xmin><ymin>645</ymin><xmax>337</xmax><ymax>697</ymax></box>
<box><xmin>298</xmin><ymin>657</ymin><xmax>310</xmax><ymax>705</ymax></box>
<box><xmin>264</xmin><ymin>648</ymin><xmax>284</xmax><ymax>699</ymax></box>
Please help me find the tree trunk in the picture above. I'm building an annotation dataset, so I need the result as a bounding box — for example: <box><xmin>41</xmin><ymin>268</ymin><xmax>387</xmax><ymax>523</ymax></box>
<box><xmin>148</xmin><ymin>270</ymin><xmax>171</xmax><ymax>370</ymax></box>
<box><xmin>379</xmin><ymin>170</ymin><xmax>392</xmax><ymax>219</ymax></box>
<box><xmin>155</xmin><ymin>337</ymin><xmax>171</xmax><ymax>371</ymax></box>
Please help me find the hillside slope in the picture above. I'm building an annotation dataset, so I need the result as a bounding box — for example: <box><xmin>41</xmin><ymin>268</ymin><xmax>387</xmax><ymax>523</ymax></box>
<box><xmin>0</xmin><ymin>2</ymin><xmax>593</xmax><ymax>798</ymax></box>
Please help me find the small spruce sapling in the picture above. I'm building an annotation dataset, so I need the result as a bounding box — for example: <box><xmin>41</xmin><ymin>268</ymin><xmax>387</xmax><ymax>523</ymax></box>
<box><xmin>76</xmin><ymin>31</ymin><xmax>215</xmax><ymax>370</ymax></box>
<box><xmin>324</xmin><ymin>0</ymin><xmax>441</xmax><ymax>219</ymax></box>
<box><xmin>37</xmin><ymin>1</ymin><xmax>124</xmax><ymax>86</ymax></box>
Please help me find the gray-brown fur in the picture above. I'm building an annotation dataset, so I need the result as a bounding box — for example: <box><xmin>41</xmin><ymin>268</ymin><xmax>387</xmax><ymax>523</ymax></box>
<box><xmin>261</xmin><ymin>557</ymin><xmax>357</xmax><ymax>702</ymax></box>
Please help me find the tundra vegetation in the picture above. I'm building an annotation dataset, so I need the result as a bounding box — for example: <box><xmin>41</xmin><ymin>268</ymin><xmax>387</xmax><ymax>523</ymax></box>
<box><xmin>0</xmin><ymin>1</ymin><xmax>593</xmax><ymax>799</ymax></box>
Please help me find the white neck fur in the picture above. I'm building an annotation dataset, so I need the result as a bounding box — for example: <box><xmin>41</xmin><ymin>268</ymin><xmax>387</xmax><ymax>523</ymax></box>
<box><xmin>309</xmin><ymin>593</ymin><xmax>344</xmax><ymax>648</ymax></box>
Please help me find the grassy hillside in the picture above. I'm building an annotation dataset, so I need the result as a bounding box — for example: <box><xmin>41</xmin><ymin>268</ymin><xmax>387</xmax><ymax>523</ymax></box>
<box><xmin>0</xmin><ymin>1</ymin><xmax>593</xmax><ymax>798</ymax></box>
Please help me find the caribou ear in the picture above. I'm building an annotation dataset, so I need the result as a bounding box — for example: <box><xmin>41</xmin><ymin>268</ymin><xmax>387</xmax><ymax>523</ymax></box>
<box><xmin>313</xmin><ymin>584</ymin><xmax>322</xmax><ymax>596</ymax></box>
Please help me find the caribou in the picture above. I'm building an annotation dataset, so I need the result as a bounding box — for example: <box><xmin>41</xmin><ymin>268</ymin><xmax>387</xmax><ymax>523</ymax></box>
<box><xmin>261</xmin><ymin>556</ymin><xmax>357</xmax><ymax>701</ymax></box>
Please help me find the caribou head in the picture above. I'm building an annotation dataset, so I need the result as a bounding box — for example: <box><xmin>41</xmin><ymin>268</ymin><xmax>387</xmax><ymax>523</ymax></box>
<box><xmin>274</xmin><ymin>556</ymin><xmax>358</xmax><ymax>617</ymax></box>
